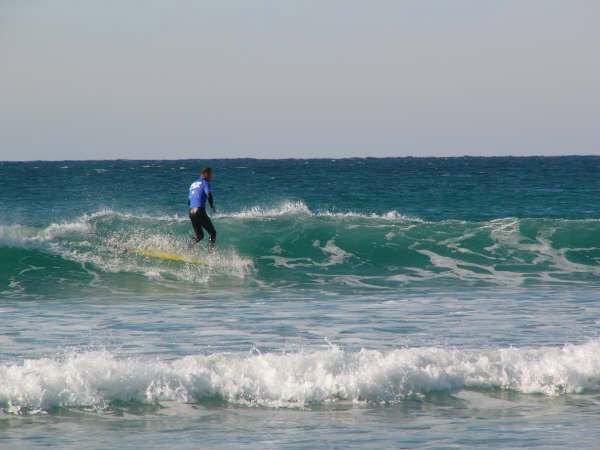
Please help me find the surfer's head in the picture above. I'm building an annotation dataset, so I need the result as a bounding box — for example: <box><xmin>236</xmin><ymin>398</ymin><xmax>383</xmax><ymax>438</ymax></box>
<box><xmin>201</xmin><ymin>167</ymin><xmax>212</xmax><ymax>181</ymax></box>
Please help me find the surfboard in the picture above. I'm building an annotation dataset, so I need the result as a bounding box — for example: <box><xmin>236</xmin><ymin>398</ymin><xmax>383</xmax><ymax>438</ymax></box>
<box><xmin>126</xmin><ymin>248</ymin><xmax>204</xmax><ymax>264</ymax></box>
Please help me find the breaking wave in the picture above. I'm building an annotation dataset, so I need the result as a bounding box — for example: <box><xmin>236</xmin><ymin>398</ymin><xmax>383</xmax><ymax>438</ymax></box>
<box><xmin>1</xmin><ymin>203</ymin><xmax>600</xmax><ymax>298</ymax></box>
<box><xmin>2</xmin><ymin>341</ymin><xmax>600</xmax><ymax>414</ymax></box>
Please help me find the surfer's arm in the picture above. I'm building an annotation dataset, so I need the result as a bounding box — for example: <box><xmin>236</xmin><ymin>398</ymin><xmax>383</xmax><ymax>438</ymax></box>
<box><xmin>207</xmin><ymin>193</ymin><xmax>216</xmax><ymax>212</ymax></box>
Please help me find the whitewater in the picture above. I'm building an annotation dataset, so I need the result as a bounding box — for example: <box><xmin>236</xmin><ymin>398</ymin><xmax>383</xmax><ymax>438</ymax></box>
<box><xmin>2</xmin><ymin>157</ymin><xmax>600</xmax><ymax>448</ymax></box>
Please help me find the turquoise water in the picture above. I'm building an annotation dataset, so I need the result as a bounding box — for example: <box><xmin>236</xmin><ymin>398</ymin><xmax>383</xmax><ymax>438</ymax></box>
<box><xmin>2</xmin><ymin>157</ymin><xmax>600</xmax><ymax>447</ymax></box>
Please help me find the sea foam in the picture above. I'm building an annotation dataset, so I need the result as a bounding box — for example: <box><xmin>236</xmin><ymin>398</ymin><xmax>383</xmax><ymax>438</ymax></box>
<box><xmin>215</xmin><ymin>200</ymin><xmax>421</xmax><ymax>222</ymax></box>
<box><xmin>2</xmin><ymin>342</ymin><xmax>600</xmax><ymax>413</ymax></box>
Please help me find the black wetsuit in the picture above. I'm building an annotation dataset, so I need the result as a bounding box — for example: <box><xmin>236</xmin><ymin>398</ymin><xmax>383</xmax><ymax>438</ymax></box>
<box><xmin>189</xmin><ymin>206</ymin><xmax>216</xmax><ymax>246</ymax></box>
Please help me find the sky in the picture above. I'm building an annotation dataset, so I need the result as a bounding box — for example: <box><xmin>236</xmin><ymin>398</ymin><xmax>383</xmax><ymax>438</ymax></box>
<box><xmin>1</xmin><ymin>0</ymin><xmax>598</xmax><ymax>160</ymax></box>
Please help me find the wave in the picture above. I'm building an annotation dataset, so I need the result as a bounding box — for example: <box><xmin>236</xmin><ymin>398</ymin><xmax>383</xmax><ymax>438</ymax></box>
<box><xmin>215</xmin><ymin>200</ymin><xmax>422</xmax><ymax>221</ymax></box>
<box><xmin>0</xmin><ymin>211</ymin><xmax>254</xmax><ymax>298</ymax></box>
<box><xmin>1</xmin><ymin>205</ymin><xmax>600</xmax><ymax>297</ymax></box>
<box><xmin>2</xmin><ymin>341</ymin><xmax>600</xmax><ymax>414</ymax></box>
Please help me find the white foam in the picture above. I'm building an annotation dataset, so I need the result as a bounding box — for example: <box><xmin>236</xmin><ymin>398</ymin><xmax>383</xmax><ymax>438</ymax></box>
<box><xmin>0</xmin><ymin>220</ymin><xmax>92</xmax><ymax>246</ymax></box>
<box><xmin>2</xmin><ymin>342</ymin><xmax>600</xmax><ymax>413</ymax></box>
<box><xmin>312</xmin><ymin>239</ymin><xmax>354</xmax><ymax>267</ymax></box>
<box><xmin>416</xmin><ymin>249</ymin><xmax>525</xmax><ymax>287</ymax></box>
<box><xmin>263</xmin><ymin>239</ymin><xmax>351</xmax><ymax>269</ymax></box>
<box><xmin>0</xmin><ymin>278</ymin><xmax>24</xmax><ymax>297</ymax></box>
<box><xmin>60</xmin><ymin>237</ymin><xmax>254</xmax><ymax>285</ymax></box>
<box><xmin>318</xmin><ymin>209</ymin><xmax>423</xmax><ymax>222</ymax></box>
<box><xmin>85</xmin><ymin>208</ymin><xmax>187</xmax><ymax>223</ymax></box>
<box><xmin>216</xmin><ymin>201</ymin><xmax>312</xmax><ymax>218</ymax></box>
<box><xmin>0</xmin><ymin>224</ymin><xmax>38</xmax><ymax>245</ymax></box>
<box><xmin>262</xmin><ymin>255</ymin><xmax>313</xmax><ymax>269</ymax></box>
<box><xmin>215</xmin><ymin>201</ymin><xmax>422</xmax><ymax>222</ymax></box>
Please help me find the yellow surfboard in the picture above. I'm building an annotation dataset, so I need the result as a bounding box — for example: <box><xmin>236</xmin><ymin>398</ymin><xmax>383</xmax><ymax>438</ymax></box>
<box><xmin>127</xmin><ymin>248</ymin><xmax>204</xmax><ymax>264</ymax></box>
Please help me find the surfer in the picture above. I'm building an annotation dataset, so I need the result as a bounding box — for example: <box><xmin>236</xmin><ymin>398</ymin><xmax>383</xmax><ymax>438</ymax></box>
<box><xmin>188</xmin><ymin>167</ymin><xmax>216</xmax><ymax>251</ymax></box>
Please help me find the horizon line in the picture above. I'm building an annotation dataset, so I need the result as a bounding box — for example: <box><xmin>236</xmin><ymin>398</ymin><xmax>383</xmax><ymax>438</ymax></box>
<box><xmin>2</xmin><ymin>154</ymin><xmax>600</xmax><ymax>163</ymax></box>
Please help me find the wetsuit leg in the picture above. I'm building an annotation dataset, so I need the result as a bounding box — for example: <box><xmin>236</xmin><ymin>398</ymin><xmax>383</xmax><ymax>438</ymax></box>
<box><xmin>189</xmin><ymin>208</ymin><xmax>216</xmax><ymax>250</ymax></box>
<box><xmin>198</xmin><ymin>209</ymin><xmax>216</xmax><ymax>251</ymax></box>
<box><xmin>189</xmin><ymin>208</ymin><xmax>204</xmax><ymax>246</ymax></box>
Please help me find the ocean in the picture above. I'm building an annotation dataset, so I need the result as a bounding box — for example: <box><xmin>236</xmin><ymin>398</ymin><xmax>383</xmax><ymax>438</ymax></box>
<box><xmin>1</xmin><ymin>156</ymin><xmax>600</xmax><ymax>448</ymax></box>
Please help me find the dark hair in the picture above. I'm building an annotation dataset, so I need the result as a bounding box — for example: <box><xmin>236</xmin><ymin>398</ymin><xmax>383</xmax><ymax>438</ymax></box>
<box><xmin>201</xmin><ymin>167</ymin><xmax>212</xmax><ymax>176</ymax></box>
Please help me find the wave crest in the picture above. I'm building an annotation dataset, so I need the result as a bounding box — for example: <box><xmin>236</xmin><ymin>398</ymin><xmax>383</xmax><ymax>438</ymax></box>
<box><xmin>2</xmin><ymin>342</ymin><xmax>600</xmax><ymax>413</ymax></box>
<box><xmin>216</xmin><ymin>200</ymin><xmax>419</xmax><ymax>221</ymax></box>
<box><xmin>2</xmin><ymin>209</ymin><xmax>600</xmax><ymax>297</ymax></box>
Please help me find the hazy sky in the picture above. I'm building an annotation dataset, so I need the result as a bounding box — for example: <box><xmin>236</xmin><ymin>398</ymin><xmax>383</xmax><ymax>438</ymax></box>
<box><xmin>1</xmin><ymin>1</ymin><xmax>598</xmax><ymax>160</ymax></box>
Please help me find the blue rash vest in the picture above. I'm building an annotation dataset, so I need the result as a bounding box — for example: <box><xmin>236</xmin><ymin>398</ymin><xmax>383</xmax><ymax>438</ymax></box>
<box><xmin>188</xmin><ymin>177</ymin><xmax>211</xmax><ymax>208</ymax></box>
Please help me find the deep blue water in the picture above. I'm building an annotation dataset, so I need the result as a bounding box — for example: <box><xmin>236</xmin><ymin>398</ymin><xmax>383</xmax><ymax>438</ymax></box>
<box><xmin>1</xmin><ymin>157</ymin><xmax>600</xmax><ymax>448</ymax></box>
